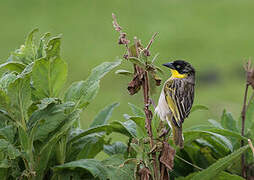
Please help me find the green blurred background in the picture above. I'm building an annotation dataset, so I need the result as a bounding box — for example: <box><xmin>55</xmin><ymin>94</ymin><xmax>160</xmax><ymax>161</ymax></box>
<box><xmin>1</xmin><ymin>0</ymin><xmax>254</xmax><ymax>129</ymax></box>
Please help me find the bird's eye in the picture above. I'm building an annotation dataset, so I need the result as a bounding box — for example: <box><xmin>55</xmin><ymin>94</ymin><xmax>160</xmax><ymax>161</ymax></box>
<box><xmin>176</xmin><ymin>65</ymin><xmax>181</xmax><ymax>69</ymax></box>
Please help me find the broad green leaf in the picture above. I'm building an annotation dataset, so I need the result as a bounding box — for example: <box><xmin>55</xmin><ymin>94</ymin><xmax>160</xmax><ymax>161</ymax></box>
<box><xmin>0</xmin><ymin>72</ymin><xmax>17</xmax><ymax>91</ymax></box>
<box><xmin>7</xmin><ymin>76</ymin><xmax>31</xmax><ymax>123</ymax></box>
<box><xmin>53</xmin><ymin>159</ymin><xmax>108</xmax><ymax>180</ymax></box>
<box><xmin>184</xmin><ymin>130</ymin><xmax>234</xmax><ymax>152</ymax></box>
<box><xmin>128</xmin><ymin>103</ymin><xmax>145</xmax><ymax>117</ymax></box>
<box><xmin>0</xmin><ymin>89</ymin><xmax>9</xmax><ymax>110</ymax></box>
<box><xmin>72</xmin><ymin>133</ymin><xmax>104</xmax><ymax>159</ymax></box>
<box><xmin>221</xmin><ymin>110</ymin><xmax>238</xmax><ymax>132</ymax></box>
<box><xmin>0</xmin><ymin>159</ymin><xmax>10</xmax><ymax>168</ymax></box>
<box><xmin>216</xmin><ymin>171</ymin><xmax>245</xmax><ymax>180</ymax></box>
<box><xmin>185</xmin><ymin>128</ymin><xmax>248</xmax><ymax>142</ymax></box>
<box><xmin>0</xmin><ymin>125</ymin><xmax>16</xmax><ymax>143</ymax></box>
<box><xmin>32</xmin><ymin>57</ymin><xmax>67</xmax><ymax>99</ymax></box>
<box><xmin>177</xmin><ymin>171</ymin><xmax>244</xmax><ymax>180</ymax></box>
<box><xmin>45</xmin><ymin>36</ymin><xmax>61</xmax><ymax>58</ymax></box>
<box><xmin>101</xmin><ymin>154</ymin><xmax>136</xmax><ymax>180</ymax></box>
<box><xmin>90</xmin><ymin>103</ymin><xmax>119</xmax><ymax>128</ymax></box>
<box><xmin>39</xmin><ymin>109</ymin><xmax>81</xmax><ymax>154</ymax></box>
<box><xmin>37</xmin><ymin>32</ymin><xmax>51</xmax><ymax>59</ymax></box>
<box><xmin>208</xmin><ymin>119</ymin><xmax>223</xmax><ymax>129</ymax></box>
<box><xmin>0</xmin><ymin>61</ymin><xmax>26</xmax><ymax>73</ymax></box>
<box><xmin>0</xmin><ymin>139</ymin><xmax>21</xmax><ymax>159</ymax></box>
<box><xmin>64</xmin><ymin>59</ymin><xmax>121</xmax><ymax>109</ymax></box>
<box><xmin>190</xmin><ymin>105</ymin><xmax>208</xmax><ymax>113</ymax></box>
<box><xmin>10</xmin><ymin>28</ymin><xmax>39</xmax><ymax>64</ymax></box>
<box><xmin>191</xmin><ymin>145</ymin><xmax>249</xmax><ymax>180</ymax></box>
<box><xmin>124</xmin><ymin>114</ymin><xmax>146</xmax><ymax>137</ymax></box>
<box><xmin>67</xmin><ymin>133</ymin><xmax>105</xmax><ymax>161</ymax></box>
<box><xmin>69</xmin><ymin>120</ymin><xmax>137</xmax><ymax>143</ymax></box>
<box><xmin>34</xmin><ymin>143</ymin><xmax>54</xmax><ymax>179</ymax></box>
<box><xmin>104</xmin><ymin>141</ymin><xmax>127</xmax><ymax>156</ymax></box>
<box><xmin>115</xmin><ymin>69</ymin><xmax>133</xmax><ymax>77</ymax></box>
<box><xmin>29</xmin><ymin>101</ymin><xmax>75</xmax><ymax>141</ymax></box>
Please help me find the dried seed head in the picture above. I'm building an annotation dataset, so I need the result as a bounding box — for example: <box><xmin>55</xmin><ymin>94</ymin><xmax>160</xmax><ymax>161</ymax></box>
<box><xmin>112</xmin><ymin>13</ymin><xmax>122</xmax><ymax>32</ymax></box>
<box><xmin>244</xmin><ymin>59</ymin><xmax>254</xmax><ymax>89</ymax></box>
<box><xmin>118</xmin><ymin>33</ymin><xmax>130</xmax><ymax>45</ymax></box>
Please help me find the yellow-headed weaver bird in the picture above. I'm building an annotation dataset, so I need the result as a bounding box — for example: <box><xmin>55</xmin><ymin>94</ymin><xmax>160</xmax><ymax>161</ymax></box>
<box><xmin>155</xmin><ymin>60</ymin><xmax>195</xmax><ymax>148</ymax></box>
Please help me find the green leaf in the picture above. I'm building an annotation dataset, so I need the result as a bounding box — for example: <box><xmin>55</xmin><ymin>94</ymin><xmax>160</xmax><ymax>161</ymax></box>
<box><xmin>0</xmin><ymin>61</ymin><xmax>26</xmax><ymax>73</ymax></box>
<box><xmin>177</xmin><ymin>171</ymin><xmax>244</xmax><ymax>180</ymax></box>
<box><xmin>10</xmin><ymin>28</ymin><xmax>39</xmax><ymax>64</ymax></box>
<box><xmin>64</xmin><ymin>59</ymin><xmax>121</xmax><ymax>109</ymax></box>
<box><xmin>115</xmin><ymin>69</ymin><xmax>133</xmax><ymax>77</ymax></box>
<box><xmin>101</xmin><ymin>154</ymin><xmax>136</xmax><ymax>180</ymax></box>
<box><xmin>53</xmin><ymin>159</ymin><xmax>108</xmax><ymax>180</ymax></box>
<box><xmin>221</xmin><ymin>110</ymin><xmax>238</xmax><ymax>132</ymax></box>
<box><xmin>0</xmin><ymin>89</ymin><xmax>9</xmax><ymax>111</ymax></box>
<box><xmin>39</xmin><ymin>109</ymin><xmax>81</xmax><ymax>154</ymax></box>
<box><xmin>216</xmin><ymin>171</ymin><xmax>245</xmax><ymax>180</ymax></box>
<box><xmin>245</xmin><ymin>96</ymin><xmax>254</xmax><ymax>134</ymax></box>
<box><xmin>18</xmin><ymin>126</ymin><xmax>30</xmax><ymax>154</ymax></box>
<box><xmin>0</xmin><ymin>139</ymin><xmax>21</xmax><ymax>159</ymax></box>
<box><xmin>45</xmin><ymin>36</ymin><xmax>61</xmax><ymax>58</ymax></box>
<box><xmin>32</xmin><ymin>57</ymin><xmax>67</xmax><ymax>99</ymax></box>
<box><xmin>104</xmin><ymin>141</ymin><xmax>127</xmax><ymax>156</ymax></box>
<box><xmin>67</xmin><ymin>133</ymin><xmax>105</xmax><ymax>161</ymax></box>
<box><xmin>184</xmin><ymin>130</ymin><xmax>235</xmax><ymax>153</ymax></box>
<box><xmin>185</xmin><ymin>128</ymin><xmax>248</xmax><ymax>142</ymax></box>
<box><xmin>37</xmin><ymin>32</ymin><xmax>51</xmax><ymax>59</ymax></box>
<box><xmin>208</xmin><ymin>119</ymin><xmax>223</xmax><ymax>129</ymax></box>
<box><xmin>7</xmin><ymin>76</ymin><xmax>31</xmax><ymax>123</ymax></box>
<box><xmin>128</xmin><ymin>103</ymin><xmax>145</xmax><ymax>117</ymax></box>
<box><xmin>128</xmin><ymin>57</ymin><xmax>145</xmax><ymax>68</ymax></box>
<box><xmin>69</xmin><ymin>120</ymin><xmax>137</xmax><ymax>144</ymax></box>
<box><xmin>90</xmin><ymin>103</ymin><xmax>119</xmax><ymax>128</ymax></box>
<box><xmin>0</xmin><ymin>72</ymin><xmax>17</xmax><ymax>91</ymax></box>
<box><xmin>29</xmin><ymin>100</ymin><xmax>75</xmax><ymax>142</ymax></box>
<box><xmin>190</xmin><ymin>105</ymin><xmax>208</xmax><ymax>113</ymax></box>
<box><xmin>0</xmin><ymin>125</ymin><xmax>16</xmax><ymax>143</ymax></box>
<box><xmin>191</xmin><ymin>145</ymin><xmax>249</xmax><ymax>180</ymax></box>
<box><xmin>124</xmin><ymin>114</ymin><xmax>146</xmax><ymax>137</ymax></box>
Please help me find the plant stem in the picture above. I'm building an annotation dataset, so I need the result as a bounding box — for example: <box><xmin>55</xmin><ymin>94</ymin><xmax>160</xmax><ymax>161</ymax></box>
<box><xmin>142</xmin><ymin>70</ymin><xmax>159</xmax><ymax>180</ymax></box>
<box><xmin>241</xmin><ymin>83</ymin><xmax>249</xmax><ymax>178</ymax></box>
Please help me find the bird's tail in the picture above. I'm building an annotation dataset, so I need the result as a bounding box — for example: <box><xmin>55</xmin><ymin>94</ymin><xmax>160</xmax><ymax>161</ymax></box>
<box><xmin>172</xmin><ymin>125</ymin><xmax>184</xmax><ymax>149</ymax></box>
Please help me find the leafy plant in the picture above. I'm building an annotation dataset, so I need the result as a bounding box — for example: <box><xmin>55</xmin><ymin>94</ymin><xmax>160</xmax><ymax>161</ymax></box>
<box><xmin>0</xmin><ymin>29</ymin><xmax>135</xmax><ymax>179</ymax></box>
<box><xmin>0</xmin><ymin>18</ymin><xmax>253</xmax><ymax>180</ymax></box>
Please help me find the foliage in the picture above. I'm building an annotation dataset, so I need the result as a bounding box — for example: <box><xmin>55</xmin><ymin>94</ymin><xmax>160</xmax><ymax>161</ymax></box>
<box><xmin>0</xmin><ymin>28</ymin><xmax>253</xmax><ymax>180</ymax></box>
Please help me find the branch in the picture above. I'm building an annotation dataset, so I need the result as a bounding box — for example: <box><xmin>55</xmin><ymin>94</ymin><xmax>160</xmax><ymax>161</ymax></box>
<box><xmin>146</xmin><ymin>32</ymin><xmax>158</xmax><ymax>50</ymax></box>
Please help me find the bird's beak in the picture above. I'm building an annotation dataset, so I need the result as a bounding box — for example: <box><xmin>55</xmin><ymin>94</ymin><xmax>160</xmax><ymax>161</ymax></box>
<box><xmin>162</xmin><ymin>62</ymin><xmax>175</xmax><ymax>69</ymax></box>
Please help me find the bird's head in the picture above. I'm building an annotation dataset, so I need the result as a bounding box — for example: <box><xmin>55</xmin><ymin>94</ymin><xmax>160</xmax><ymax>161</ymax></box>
<box><xmin>163</xmin><ymin>60</ymin><xmax>195</xmax><ymax>78</ymax></box>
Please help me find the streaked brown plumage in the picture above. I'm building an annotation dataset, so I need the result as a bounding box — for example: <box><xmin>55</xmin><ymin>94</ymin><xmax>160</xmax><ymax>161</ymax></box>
<box><xmin>155</xmin><ymin>60</ymin><xmax>195</xmax><ymax>148</ymax></box>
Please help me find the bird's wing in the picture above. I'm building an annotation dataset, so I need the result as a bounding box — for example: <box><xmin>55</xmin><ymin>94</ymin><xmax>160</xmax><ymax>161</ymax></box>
<box><xmin>164</xmin><ymin>78</ymin><xmax>194</xmax><ymax>127</ymax></box>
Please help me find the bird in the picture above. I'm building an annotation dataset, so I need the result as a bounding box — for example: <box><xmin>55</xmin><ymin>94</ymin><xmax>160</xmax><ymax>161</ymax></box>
<box><xmin>155</xmin><ymin>60</ymin><xmax>195</xmax><ymax>148</ymax></box>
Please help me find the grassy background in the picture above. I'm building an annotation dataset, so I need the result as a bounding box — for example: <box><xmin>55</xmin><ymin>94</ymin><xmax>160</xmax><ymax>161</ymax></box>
<box><xmin>1</xmin><ymin>0</ymin><xmax>254</xmax><ymax>129</ymax></box>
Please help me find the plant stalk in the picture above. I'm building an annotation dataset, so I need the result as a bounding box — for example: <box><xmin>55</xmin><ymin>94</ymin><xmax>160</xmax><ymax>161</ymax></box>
<box><xmin>241</xmin><ymin>83</ymin><xmax>249</xmax><ymax>178</ymax></box>
<box><xmin>142</xmin><ymin>70</ymin><xmax>159</xmax><ymax>180</ymax></box>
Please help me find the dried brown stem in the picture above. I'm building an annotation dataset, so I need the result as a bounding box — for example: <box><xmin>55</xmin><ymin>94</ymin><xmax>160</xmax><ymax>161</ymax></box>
<box><xmin>241</xmin><ymin>83</ymin><xmax>249</xmax><ymax>178</ymax></box>
<box><xmin>142</xmin><ymin>71</ymin><xmax>159</xmax><ymax>180</ymax></box>
<box><xmin>146</xmin><ymin>32</ymin><xmax>158</xmax><ymax>50</ymax></box>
